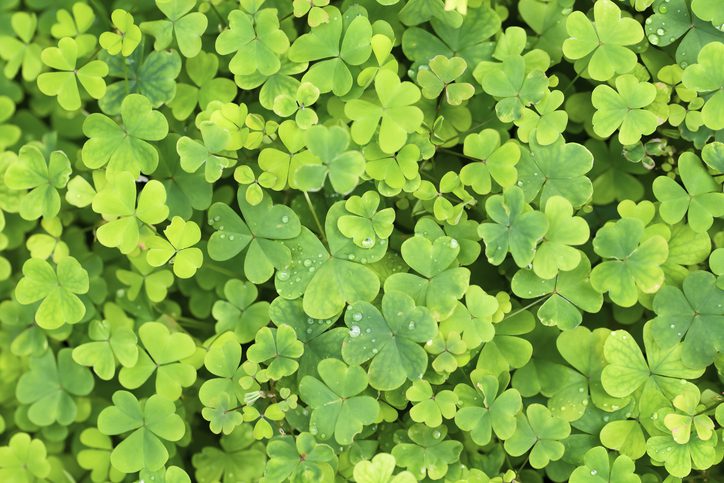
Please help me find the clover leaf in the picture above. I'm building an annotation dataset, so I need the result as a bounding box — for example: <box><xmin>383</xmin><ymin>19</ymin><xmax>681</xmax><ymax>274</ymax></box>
<box><xmin>116</xmin><ymin>254</ymin><xmax>174</xmax><ymax>303</ymax></box>
<box><xmin>337</xmin><ymin>191</ymin><xmax>395</xmax><ymax>248</ymax></box>
<box><xmin>16</xmin><ymin>348</ymin><xmax>94</xmax><ymax>426</ymax></box>
<box><xmin>146</xmin><ymin>216</ymin><xmax>203</xmax><ymax>279</ymax></box>
<box><xmin>454</xmin><ymin>369</ymin><xmax>523</xmax><ymax>445</ymax></box>
<box><xmin>212</xmin><ymin>279</ymin><xmax>270</xmax><ymax>343</ymax></box>
<box><xmin>477</xmin><ymin>55</ymin><xmax>549</xmax><ymax>122</ymax></box>
<box><xmin>83</xmin><ymin>94</ymin><xmax>169</xmax><ymax>175</ymax></box>
<box><xmin>299</xmin><ymin>358</ymin><xmax>379</xmax><ymax>445</ymax></box>
<box><xmin>15</xmin><ymin>256</ymin><xmax>89</xmax><ymax>330</ymax></box>
<box><xmin>37</xmin><ymin>37</ymin><xmax>108</xmax><ymax>111</ymax></box>
<box><xmin>653</xmin><ymin>152</ymin><xmax>724</xmax><ymax>232</ymax></box>
<box><xmin>99</xmin><ymin>9</ymin><xmax>142</xmax><ymax>56</ymax></box>
<box><xmin>247</xmin><ymin>325</ymin><xmax>304</xmax><ymax>381</ymax></box>
<box><xmin>459</xmin><ymin>128</ymin><xmax>520</xmax><ymax>194</ymax></box>
<box><xmin>215</xmin><ymin>8</ymin><xmax>289</xmax><ymax>76</ymax></box>
<box><xmin>118</xmin><ymin>322</ymin><xmax>197</xmax><ymax>400</ymax></box>
<box><xmin>98</xmin><ymin>391</ymin><xmax>185</xmax><ymax>473</ymax></box>
<box><xmin>407</xmin><ymin>380</ymin><xmax>458</xmax><ymax>428</ymax></box>
<box><xmin>681</xmin><ymin>37</ymin><xmax>724</xmax><ymax>130</ymax></box>
<box><xmin>0</xmin><ymin>433</ymin><xmax>51</xmax><ymax>482</ymax></box>
<box><xmin>264</xmin><ymin>433</ymin><xmax>337</xmax><ymax>482</ymax></box>
<box><xmin>532</xmin><ymin>196</ymin><xmax>589</xmax><ymax>279</ymax></box>
<box><xmin>345</xmin><ymin>70</ymin><xmax>424</xmax><ymax>154</ymax></box>
<box><xmin>169</xmin><ymin>52</ymin><xmax>237</xmax><ymax>121</ymax></box>
<box><xmin>391</xmin><ymin>424</ymin><xmax>463</xmax><ymax>480</ymax></box>
<box><xmin>4</xmin><ymin>144</ymin><xmax>71</xmax><ymax>220</ymax></box>
<box><xmin>417</xmin><ymin>55</ymin><xmax>475</xmax><ymax>105</ymax></box>
<box><xmin>0</xmin><ymin>12</ymin><xmax>43</xmax><ymax>81</ymax></box>
<box><xmin>592</xmin><ymin>75</ymin><xmax>659</xmax><ymax>146</ymax></box>
<box><xmin>353</xmin><ymin>453</ymin><xmax>417</xmax><ymax>483</ymax></box>
<box><xmin>569</xmin><ymin>446</ymin><xmax>641</xmax><ymax>483</ymax></box>
<box><xmin>342</xmin><ymin>291</ymin><xmax>437</xmax><ymax>390</ymax></box>
<box><xmin>504</xmin><ymin>404</ymin><xmax>570</xmax><ymax>469</ymax></box>
<box><xmin>479</xmin><ymin>186</ymin><xmax>548</xmax><ymax>267</ymax></box>
<box><xmin>191</xmin><ymin>425</ymin><xmax>266</xmax><ymax>482</ymax></box>
<box><xmin>141</xmin><ymin>0</ymin><xmax>208</xmax><ymax>57</ymax></box>
<box><xmin>590</xmin><ymin>218</ymin><xmax>669</xmax><ymax>307</ymax></box>
<box><xmin>91</xmin><ymin>172</ymin><xmax>169</xmax><ymax>254</ymax></box>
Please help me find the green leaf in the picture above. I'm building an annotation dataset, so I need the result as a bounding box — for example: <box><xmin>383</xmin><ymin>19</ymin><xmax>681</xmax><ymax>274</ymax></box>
<box><xmin>141</xmin><ymin>0</ymin><xmax>208</xmax><ymax>57</ymax></box>
<box><xmin>503</xmin><ymin>403</ymin><xmax>570</xmax><ymax>469</ymax></box>
<box><xmin>0</xmin><ymin>433</ymin><xmax>51</xmax><ymax>481</ymax></box>
<box><xmin>592</xmin><ymin>75</ymin><xmax>659</xmax><ymax>146</ymax></box>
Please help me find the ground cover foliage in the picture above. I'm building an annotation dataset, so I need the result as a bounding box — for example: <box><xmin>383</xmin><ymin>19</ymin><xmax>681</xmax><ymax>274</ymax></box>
<box><xmin>0</xmin><ymin>0</ymin><xmax>722</xmax><ymax>481</ymax></box>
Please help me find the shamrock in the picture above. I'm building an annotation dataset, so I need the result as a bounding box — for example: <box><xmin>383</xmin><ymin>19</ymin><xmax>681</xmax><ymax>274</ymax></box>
<box><xmin>0</xmin><ymin>12</ymin><xmax>43</xmax><ymax>81</ymax></box>
<box><xmin>653</xmin><ymin>152</ymin><xmax>724</xmax><ymax>233</ymax></box>
<box><xmin>476</xmin><ymin>309</ymin><xmax>536</xmax><ymax>375</ymax></box>
<box><xmin>384</xmin><ymin>234</ymin><xmax>470</xmax><ymax>320</ymax></box>
<box><xmin>3</xmin><ymin>144</ymin><xmax>71</xmax><ymax>220</ymax></box>
<box><xmin>391</xmin><ymin>424</ymin><xmax>463</xmax><ymax>480</ymax></box>
<box><xmin>517</xmin><ymin>137</ymin><xmax>594</xmax><ymax>208</ymax></box>
<box><xmin>505</xmin><ymin>404</ymin><xmax>571</xmax><ymax>469</ymax></box>
<box><xmin>515</xmin><ymin>89</ymin><xmax>568</xmax><ymax>145</ymax></box>
<box><xmin>99</xmin><ymin>9</ymin><xmax>142</xmax><ymax>56</ymax></box>
<box><xmin>479</xmin><ymin>186</ymin><xmax>548</xmax><ymax>267</ymax></box>
<box><xmin>50</xmin><ymin>3</ymin><xmax>95</xmax><ymax>48</ymax></box>
<box><xmin>272</xmin><ymin>82</ymin><xmax>319</xmax><ymax>129</ymax></box>
<box><xmin>646</xmin><ymin>431</ymin><xmax>718</xmax><ymax>478</ymax></box>
<box><xmin>590</xmin><ymin>218</ymin><xmax>669</xmax><ymax>307</ymax></box>
<box><xmin>215</xmin><ymin>8</ymin><xmax>289</xmax><ymax>76</ymax></box>
<box><xmin>264</xmin><ymin>433</ymin><xmax>337</xmax><ymax>482</ymax></box>
<box><xmin>592</xmin><ymin>75</ymin><xmax>659</xmax><ymax>146</ymax></box>
<box><xmin>662</xmin><ymin>386</ymin><xmax>715</xmax><ymax>445</ymax></box>
<box><xmin>177</xmin><ymin>121</ymin><xmax>233</xmax><ymax>182</ymax></box>
<box><xmin>169</xmin><ymin>52</ymin><xmax>237</xmax><ymax>121</ymax></box>
<box><xmin>101</xmin><ymin>49</ymin><xmax>182</xmax><ymax>115</ymax></box>
<box><xmin>569</xmin><ymin>446</ymin><xmax>641</xmax><ymax>483</ymax></box>
<box><xmin>118</xmin><ymin>322</ymin><xmax>197</xmax><ymax>400</ymax></box>
<box><xmin>454</xmin><ymin>369</ymin><xmax>522</xmax><ymax>445</ymax></box>
<box><xmin>417</xmin><ymin>55</ymin><xmax>475</xmax><ymax>105</ymax></box>
<box><xmin>293</xmin><ymin>125</ymin><xmax>365</xmax><ymax>195</ymax></box>
<box><xmin>345</xmin><ymin>70</ymin><xmax>424</xmax><ymax>154</ymax></box>
<box><xmin>532</xmin><ymin>196</ymin><xmax>589</xmax><ymax>279</ymax></box>
<box><xmin>116</xmin><ymin>255</ymin><xmax>174</xmax><ymax>303</ymax></box>
<box><xmin>91</xmin><ymin>172</ymin><xmax>169</xmax><ymax>254</ymax></box>
<box><xmin>342</xmin><ymin>291</ymin><xmax>437</xmax><ymax>390</ymax></box>
<box><xmin>247</xmin><ymin>325</ymin><xmax>304</xmax><ymax>381</ymax></box>
<box><xmin>77</xmin><ymin>428</ymin><xmax>126</xmax><ymax>483</ymax></box>
<box><xmin>407</xmin><ymin>380</ymin><xmax>458</xmax><ymax>428</ymax></box>
<box><xmin>477</xmin><ymin>55</ymin><xmax>549</xmax><ymax>122</ymax></box>
<box><xmin>37</xmin><ymin>37</ymin><xmax>108</xmax><ymax>111</ymax></box>
<box><xmin>16</xmin><ymin>348</ymin><xmax>94</xmax><ymax>426</ymax></box>
<box><xmin>562</xmin><ymin>0</ymin><xmax>644</xmax><ymax>81</ymax></box>
<box><xmin>681</xmin><ymin>39</ymin><xmax>724</xmax><ymax>130</ymax></box>
<box><xmin>299</xmin><ymin>358</ymin><xmax>379</xmax><ymax>445</ymax></box>
<box><xmin>98</xmin><ymin>391</ymin><xmax>186</xmax><ymax>473</ymax></box>
<box><xmin>353</xmin><ymin>453</ymin><xmax>417</xmax><ymax>483</ymax></box>
<box><xmin>650</xmin><ymin>271</ymin><xmax>723</xmax><ymax>369</ymax></box>
<box><xmin>292</xmin><ymin>0</ymin><xmax>330</xmax><ymax>26</ymax></box>
<box><xmin>459</xmin><ymin>128</ymin><xmax>520</xmax><ymax>194</ymax></box>
<box><xmin>192</xmin><ymin>425</ymin><xmax>266</xmax><ymax>482</ymax></box>
<box><xmin>207</xmin><ymin>186</ymin><xmax>301</xmax><ymax>283</ymax></box>
<box><xmin>0</xmin><ymin>433</ymin><xmax>51</xmax><ymax>482</ymax></box>
<box><xmin>513</xmin><ymin>257</ymin><xmax>603</xmax><ymax>330</ymax></box>
<box><xmin>212</xmin><ymin>279</ymin><xmax>270</xmax><ymax>343</ymax></box>
<box><xmin>199</xmin><ymin>333</ymin><xmax>246</xmax><ymax>434</ymax></box>
<box><xmin>15</xmin><ymin>256</ymin><xmax>89</xmax><ymax>330</ymax></box>
<box><xmin>601</xmin><ymin>326</ymin><xmax>704</xmax><ymax>403</ymax></box>
<box><xmin>288</xmin><ymin>7</ymin><xmax>372</xmax><ymax>95</ymax></box>
<box><xmin>82</xmin><ymin>93</ymin><xmax>169</xmax><ymax>175</ymax></box>
<box><xmin>258</xmin><ymin>121</ymin><xmax>318</xmax><ymax>191</ymax></box>
<box><xmin>72</xmin><ymin>303</ymin><xmax>139</xmax><ymax>380</ymax></box>
<box><xmin>337</xmin><ymin>191</ymin><xmax>395</xmax><ymax>248</ymax></box>
<box><xmin>146</xmin><ymin>217</ymin><xmax>203</xmax><ymax>279</ymax></box>
<box><xmin>141</xmin><ymin>0</ymin><xmax>208</xmax><ymax>57</ymax></box>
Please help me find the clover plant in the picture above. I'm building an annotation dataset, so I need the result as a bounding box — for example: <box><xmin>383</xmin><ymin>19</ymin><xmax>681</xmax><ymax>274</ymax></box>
<box><xmin>0</xmin><ymin>0</ymin><xmax>721</xmax><ymax>482</ymax></box>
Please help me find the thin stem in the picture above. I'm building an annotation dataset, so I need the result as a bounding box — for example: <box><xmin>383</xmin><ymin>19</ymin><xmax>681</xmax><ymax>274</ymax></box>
<box><xmin>303</xmin><ymin>191</ymin><xmax>326</xmax><ymax>242</ymax></box>
<box><xmin>502</xmin><ymin>295</ymin><xmax>551</xmax><ymax>323</ymax></box>
<box><xmin>435</xmin><ymin>118</ymin><xmax>495</xmax><ymax>145</ymax></box>
<box><xmin>207</xmin><ymin>1</ymin><xmax>227</xmax><ymax>28</ymax></box>
<box><xmin>562</xmin><ymin>73</ymin><xmax>582</xmax><ymax>94</ymax></box>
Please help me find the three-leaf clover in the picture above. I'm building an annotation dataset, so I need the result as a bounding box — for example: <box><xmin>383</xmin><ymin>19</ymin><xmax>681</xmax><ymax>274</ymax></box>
<box><xmin>4</xmin><ymin>144</ymin><xmax>71</xmax><ymax>220</ymax></box>
<box><xmin>146</xmin><ymin>217</ymin><xmax>203</xmax><ymax>279</ymax></box>
<box><xmin>353</xmin><ymin>453</ymin><xmax>416</xmax><ymax>483</ymax></box>
<box><xmin>407</xmin><ymin>380</ymin><xmax>459</xmax><ymax>428</ymax></box>
<box><xmin>391</xmin><ymin>424</ymin><xmax>463</xmax><ymax>480</ymax></box>
<box><xmin>653</xmin><ymin>152</ymin><xmax>724</xmax><ymax>233</ymax></box>
<box><xmin>118</xmin><ymin>322</ymin><xmax>197</xmax><ymax>400</ymax></box>
<box><xmin>590</xmin><ymin>218</ymin><xmax>669</xmax><ymax>307</ymax></box>
<box><xmin>82</xmin><ymin>93</ymin><xmax>169</xmax><ymax>175</ymax></box>
<box><xmin>91</xmin><ymin>172</ymin><xmax>169</xmax><ymax>254</ymax></box>
<box><xmin>459</xmin><ymin>128</ymin><xmax>520</xmax><ymax>195</ymax></box>
<box><xmin>503</xmin><ymin>403</ymin><xmax>571</xmax><ymax>469</ymax></box>
<box><xmin>417</xmin><ymin>55</ymin><xmax>474</xmax><ymax>105</ymax></box>
<box><xmin>569</xmin><ymin>446</ymin><xmax>641</xmax><ymax>483</ymax></box>
<box><xmin>247</xmin><ymin>325</ymin><xmax>304</xmax><ymax>381</ymax></box>
<box><xmin>479</xmin><ymin>186</ymin><xmax>548</xmax><ymax>267</ymax></box>
<box><xmin>98</xmin><ymin>391</ymin><xmax>185</xmax><ymax>473</ymax></box>
<box><xmin>37</xmin><ymin>37</ymin><xmax>108</xmax><ymax>111</ymax></box>
<box><xmin>16</xmin><ymin>348</ymin><xmax>94</xmax><ymax>426</ymax></box>
<box><xmin>345</xmin><ymin>70</ymin><xmax>424</xmax><ymax>154</ymax></box>
<box><xmin>15</xmin><ymin>257</ymin><xmax>89</xmax><ymax>329</ymax></box>
<box><xmin>681</xmin><ymin>42</ymin><xmax>724</xmax><ymax>130</ymax></box>
<box><xmin>477</xmin><ymin>55</ymin><xmax>549</xmax><ymax>122</ymax></box>
<box><xmin>0</xmin><ymin>433</ymin><xmax>51</xmax><ymax>482</ymax></box>
<box><xmin>337</xmin><ymin>191</ymin><xmax>395</xmax><ymax>248</ymax></box>
<box><xmin>342</xmin><ymin>291</ymin><xmax>437</xmax><ymax>390</ymax></box>
<box><xmin>532</xmin><ymin>196</ymin><xmax>589</xmax><ymax>279</ymax></box>
<box><xmin>299</xmin><ymin>358</ymin><xmax>379</xmax><ymax>445</ymax></box>
<box><xmin>592</xmin><ymin>75</ymin><xmax>659</xmax><ymax>146</ymax></box>
<box><xmin>99</xmin><ymin>9</ymin><xmax>142</xmax><ymax>56</ymax></box>
<box><xmin>212</xmin><ymin>279</ymin><xmax>270</xmax><ymax>343</ymax></box>
<box><xmin>0</xmin><ymin>12</ymin><xmax>43</xmax><ymax>81</ymax></box>
<box><xmin>563</xmin><ymin>0</ymin><xmax>644</xmax><ymax>81</ymax></box>
<box><xmin>141</xmin><ymin>0</ymin><xmax>208</xmax><ymax>57</ymax></box>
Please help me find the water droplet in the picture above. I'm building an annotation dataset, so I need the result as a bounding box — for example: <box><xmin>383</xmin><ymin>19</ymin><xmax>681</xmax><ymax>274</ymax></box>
<box><xmin>348</xmin><ymin>254</ymin><xmax>355</xmax><ymax>260</ymax></box>
<box><xmin>372</xmin><ymin>348</ymin><xmax>378</xmax><ymax>354</ymax></box>
<box><xmin>648</xmin><ymin>34</ymin><xmax>659</xmax><ymax>45</ymax></box>
<box><xmin>361</xmin><ymin>237</ymin><xmax>374</xmax><ymax>248</ymax></box>
<box><xmin>278</xmin><ymin>271</ymin><xmax>290</xmax><ymax>281</ymax></box>
<box><xmin>349</xmin><ymin>325</ymin><xmax>361</xmax><ymax>337</ymax></box>
<box><xmin>219</xmin><ymin>234</ymin><xmax>226</xmax><ymax>239</ymax></box>
<box><xmin>365</xmin><ymin>328</ymin><xmax>371</xmax><ymax>333</ymax></box>
<box><xmin>517</xmin><ymin>180</ymin><xmax>523</xmax><ymax>186</ymax></box>
<box><xmin>659</xmin><ymin>5</ymin><xmax>668</xmax><ymax>13</ymax></box>
<box><xmin>603</xmin><ymin>416</ymin><xmax>610</xmax><ymax>422</ymax></box>
<box><xmin>450</xmin><ymin>238</ymin><xmax>459</xmax><ymax>249</ymax></box>
<box><xmin>229</xmin><ymin>235</ymin><xmax>235</xmax><ymax>241</ymax></box>
<box><xmin>645</xmin><ymin>18</ymin><xmax>652</xmax><ymax>25</ymax></box>
<box><xmin>408</xmin><ymin>321</ymin><xmax>416</xmax><ymax>330</ymax></box>
<box><xmin>578</xmin><ymin>387</ymin><xmax>584</xmax><ymax>393</ymax></box>
<box><xmin>281</xmin><ymin>216</ymin><xmax>289</xmax><ymax>223</ymax></box>
<box><xmin>591</xmin><ymin>470</ymin><xmax>598</xmax><ymax>476</ymax></box>
<box><xmin>306</xmin><ymin>327</ymin><xmax>312</xmax><ymax>333</ymax></box>
<box><xmin>680</xmin><ymin>61</ymin><xmax>688</xmax><ymax>68</ymax></box>
<box><xmin>433</xmin><ymin>430</ymin><xmax>441</xmax><ymax>439</ymax></box>
<box><xmin>214</xmin><ymin>216</ymin><xmax>221</xmax><ymax>222</ymax></box>
<box><xmin>656</xmin><ymin>28</ymin><xmax>665</xmax><ymax>35</ymax></box>
<box><xmin>352</xmin><ymin>312</ymin><xmax>363</xmax><ymax>322</ymax></box>
<box><xmin>303</xmin><ymin>259</ymin><xmax>312</xmax><ymax>267</ymax></box>
<box><xmin>308</xmin><ymin>267</ymin><xmax>315</xmax><ymax>272</ymax></box>
<box><xmin>307</xmin><ymin>318</ymin><xmax>314</xmax><ymax>325</ymax></box>
<box><xmin>219</xmin><ymin>226</ymin><xmax>224</xmax><ymax>230</ymax></box>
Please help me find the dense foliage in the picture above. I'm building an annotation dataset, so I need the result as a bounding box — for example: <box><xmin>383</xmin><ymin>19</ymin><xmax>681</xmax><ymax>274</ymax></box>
<box><xmin>0</xmin><ymin>0</ymin><xmax>722</xmax><ymax>481</ymax></box>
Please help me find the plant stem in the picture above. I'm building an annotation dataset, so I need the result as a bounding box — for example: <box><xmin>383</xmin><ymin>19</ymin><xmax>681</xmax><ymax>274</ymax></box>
<box><xmin>303</xmin><ymin>191</ymin><xmax>326</xmax><ymax>242</ymax></box>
